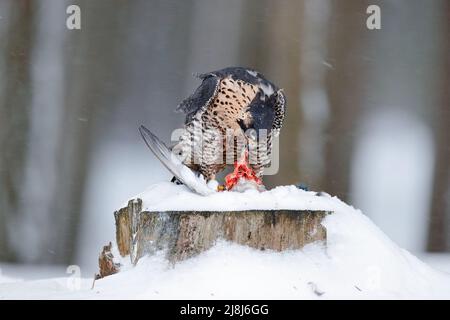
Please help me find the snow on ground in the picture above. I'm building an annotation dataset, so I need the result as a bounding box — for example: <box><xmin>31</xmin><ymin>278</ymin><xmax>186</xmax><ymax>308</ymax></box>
<box><xmin>1</xmin><ymin>183</ymin><xmax>450</xmax><ymax>299</ymax></box>
<box><xmin>133</xmin><ymin>182</ymin><xmax>341</xmax><ymax>212</ymax></box>
<box><xmin>0</xmin><ymin>264</ymin><xmax>65</xmax><ymax>282</ymax></box>
<box><xmin>0</xmin><ymin>272</ymin><xmax>17</xmax><ymax>285</ymax></box>
<box><xmin>419</xmin><ymin>254</ymin><xmax>450</xmax><ymax>275</ymax></box>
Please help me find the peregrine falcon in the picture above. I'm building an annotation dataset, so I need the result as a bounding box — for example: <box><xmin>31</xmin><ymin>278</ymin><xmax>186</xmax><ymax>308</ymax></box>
<box><xmin>140</xmin><ymin>67</ymin><xmax>286</xmax><ymax>192</ymax></box>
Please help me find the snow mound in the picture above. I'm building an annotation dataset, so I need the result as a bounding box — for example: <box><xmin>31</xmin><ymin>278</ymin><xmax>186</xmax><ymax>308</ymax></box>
<box><xmin>95</xmin><ymin>189</ymin><xmax>450</xmax><ymax>299</ymax></box>
<box><xmin>1</xmin><ymin>183</ymin><xmax>450</xmax><ymax>299</ymax></box>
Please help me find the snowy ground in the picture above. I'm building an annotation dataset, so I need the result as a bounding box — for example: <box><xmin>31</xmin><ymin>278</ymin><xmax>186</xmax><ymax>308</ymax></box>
<box><xmin>1</xmin><ymin>183</ymin><xmax>450</xmax><ymax>299</ymax></box>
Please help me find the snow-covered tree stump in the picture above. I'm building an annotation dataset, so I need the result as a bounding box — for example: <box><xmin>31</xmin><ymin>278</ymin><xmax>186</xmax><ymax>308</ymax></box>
<box><xmin>113</xmin><ymin>198</ymin><xmax>329</xmax><ymax>266</ymax></box>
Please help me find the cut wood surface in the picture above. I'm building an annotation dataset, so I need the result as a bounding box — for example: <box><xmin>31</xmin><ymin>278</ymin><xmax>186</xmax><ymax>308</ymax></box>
<box><xmin>113</xmin><ymin>199</ymin><xmax>330</xmax><ymax>265</ymax></box>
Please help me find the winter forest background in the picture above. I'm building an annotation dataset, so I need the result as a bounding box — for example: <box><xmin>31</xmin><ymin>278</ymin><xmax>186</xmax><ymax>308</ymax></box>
<box><xmin>0</xmin><ymin>0</ymin><xmax>449</xmax><ymax>275</ymax></box>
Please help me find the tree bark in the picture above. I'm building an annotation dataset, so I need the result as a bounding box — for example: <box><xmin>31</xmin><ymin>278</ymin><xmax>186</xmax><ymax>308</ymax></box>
<box><xmin>96</xmin><ymin>242</ymin><xmax>120</xmax><ymax>279</ymax></box>
<box><xmin>112</xmin><ymin>199</ymin><xmax>329</xmax><ymax>266</ymax></box>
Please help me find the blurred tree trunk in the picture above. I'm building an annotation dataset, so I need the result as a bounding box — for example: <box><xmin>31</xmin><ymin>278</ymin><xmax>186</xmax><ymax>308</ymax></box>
<box><xmin>16</xmin><ymin>0</ymin><xmax>72</xmax><ymax>264</ymax></box>
<box><xmin>239</xmin><ymin>0</ymin><xmax>304</xmax><ymax>188</ymax></box>
<box><xmin>0</xmin><ymin>0</ymin><xmax>34</xmax><ymax>262</ymax></box>
<box><xmin>297</xmin><ymin>0</ymin><xmax>331</xmax><ymax>190</ymax></box>
<box><xmin>323</xmin><ymin>0</ymin><xmax>368</xmax><ymax>201</ymax></box>
<box><xmin>0</xmin><ymin>0</ymin><xmax>133</xmax><ymax>264</ymax></box>
<box><xmin>51</xmin><ymin>0</ymin><xmax>131</xmax><ymax>264</ymax></box>
<box><xmin>76</xmin><ymin>0</ymin><xmax>196</xmax><ymax>269</ymax></box>
<box><xmin>427</xmin><ymin>1</ymin><xmax>450</xmax><ymax>252</ymax></box>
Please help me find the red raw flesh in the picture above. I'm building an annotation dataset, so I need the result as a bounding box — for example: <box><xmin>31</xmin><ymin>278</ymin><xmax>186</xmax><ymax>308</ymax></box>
<box><xmin>225</xmin><ymin>151</ymin><xmax>262</xmax><ymax>190</ymax></box>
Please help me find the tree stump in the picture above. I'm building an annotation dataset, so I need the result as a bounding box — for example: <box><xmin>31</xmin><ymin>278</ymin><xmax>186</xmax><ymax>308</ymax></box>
<box><xmin>113</xmin><ymin>198</ymin><xmax>330</xmax><ymax>266</ymax></box>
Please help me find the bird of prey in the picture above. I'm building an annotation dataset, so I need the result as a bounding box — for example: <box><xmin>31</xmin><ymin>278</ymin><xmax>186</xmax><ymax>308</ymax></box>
<box><xmin>140</xmin><ymin>67</ymin><xmax>286</xmax><ymax>193</ymax></box>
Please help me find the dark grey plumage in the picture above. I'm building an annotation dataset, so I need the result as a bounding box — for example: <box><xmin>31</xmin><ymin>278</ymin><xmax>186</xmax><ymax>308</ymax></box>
<box><xmin>174</xmin><ymin>67</ymin><xmax>287</xmax><ymax>182</ymax></box>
